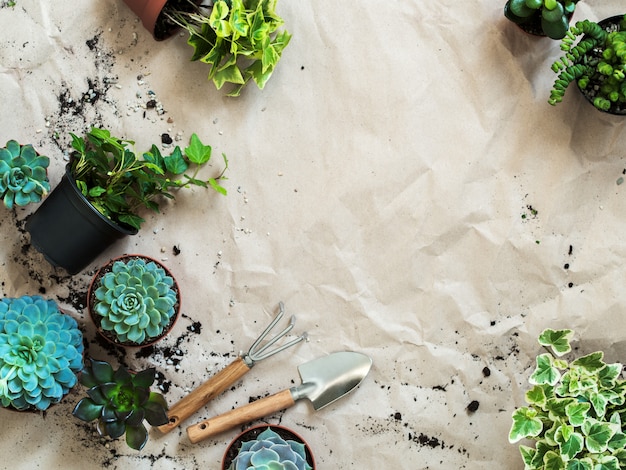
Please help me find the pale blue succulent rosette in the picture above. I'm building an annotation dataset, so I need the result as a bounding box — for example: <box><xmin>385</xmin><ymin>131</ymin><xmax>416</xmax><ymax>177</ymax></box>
<box><xmin>0</xmin><ymin>140</ymin><xmax>50</xmax><ymax>209</ymax></box>
<box><xmin>0</xmin><ymin>295</ymin><xmax>84</xmax><ymax>411</ymax></box>
<box><xmin>93</xmin><ymin>257</ymin><xmax>179</xmax><ymax>345</ymax></box>
<box><xmin>229</xmin><ymin>427</ymin><xmax>313</xmax><ymax>470</ymax></box>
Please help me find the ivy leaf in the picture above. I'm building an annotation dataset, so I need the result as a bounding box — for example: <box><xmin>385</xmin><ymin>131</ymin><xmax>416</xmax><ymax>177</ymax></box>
<box><xmin>519</xmin><ymin>445</ymin><xmax>537</xmax><ymax>467</ymax></box>
<box><xmin>583</xmin><ymin>421</ymin><xmax>614</xmax><ymax>453</ymax></box>
<box><xmin>543</xmin><ymin>450</ymin><xmax>566</xmax><ymax>470</ymax></box>
<box><xmin>185</xmin><ymin>134</ymin><xmax>212</xmax><ymax>165</ymax></box>
<box><xmin>163</xmin><ymin>147</ymin><xmax>188</xmax><ymax>175</ymax></box>
<box><xmin>530</xmin><ymin>353</ymin><xmax>561</xmax><ymax>386</ymax></box>
<box><xmin>572</xmin><ymin>351</ymin><xmax>606</xmax><ymax>372</ymax></box>
<box><xmin>509</xmin><ymin>407</ymin><xmax>544</xmax><ymax>443</ymax></box>
<box><xmin>526</xmin><ymin>384</ymin><xmax>548</xmax><ymax>407</ymax></box>
<box><xmin>538</xmin><ymin>329</ymin><xmax>573</xmax><ymax>357</ymax></box>
<box><xmin>593</xmin><ymin>455</ymin><xmax>620</xmax><ymax>470</ymax></box>
<box><xmin>565</xmin><ymin>401</ymin><xmax>590</xmax><ymax>427</ymax></box>
<box><xmin>565</xmin><ymin>458</ymin><xmax>593</xmax><ymax>470</ymax></box>
<box><xmin>555</xmin><ymin>425</ymin><xmax>584</xmax><ymax>460</ymax></box>
<box><xmin>608</xmin><ymin>431</ymin><xmax>626</xmax><ymax>452</ymax></box>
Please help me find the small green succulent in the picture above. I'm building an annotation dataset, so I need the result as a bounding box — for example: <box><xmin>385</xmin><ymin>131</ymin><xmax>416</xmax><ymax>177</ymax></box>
<box><xmin>72</xmin><ymin>358</ymin><xmax>168</xmax><ymax>451</ymax></box>
<box><xmin>504</xmin><ymin>0</ymin><xmax>579</xmax><ymax>39</ymax></box>
<box><xmin>0</xmin><ymin>140</ymin><xmax>50</xmax><ymax>209</ymax></box>
<box><xmin>509</xmin><ymin>328</ymin><xmax>626</xmax><ymax>470</ymax></box>
<box><xmin>165</xmin><ymin>0</ymin><xmax>291</xmax><ymax>96</ymax></box>
<box><xmin>549</xmin><ymin>16</ymin><xmax>626</xmax><ymax>113</ymax></box>
<box><xmin>229</xmin><ymin>427</ymin><xmax>313</xmax><ymax>470</ymax></box>
<box><xmin>93</xmin><ymin>257</ymin><xmax>178</xmax><ymax>345</ymax></box>
<box><xmin>0</xmin><ymin>295</ymin><xmax>84</xmax><ymax>411</ymax></box>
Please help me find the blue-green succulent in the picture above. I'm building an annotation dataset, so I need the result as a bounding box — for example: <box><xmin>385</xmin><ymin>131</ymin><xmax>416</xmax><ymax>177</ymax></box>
<box><xmin>229</xmin><ymin>427</ymin><xmax>313</xmax><ymax>470</ymax></box>
<box><xmin>0</xmin><ymin>295</ymin><xmax>84</xmax><ymax>411</ymax></box>
<box><xmin>72</xmin><ymin>358</ymin><xmax>169</xmax><ymax>451</ymax></box>
<box><xmin>0</xmin><ymin>140</ymin><xmax>50</xmax><ymax>209</ymax></box>
<box><xmin>93</xmin><ymin>257</ymin><xmax>179</xmax><ymax>345</ymax></box>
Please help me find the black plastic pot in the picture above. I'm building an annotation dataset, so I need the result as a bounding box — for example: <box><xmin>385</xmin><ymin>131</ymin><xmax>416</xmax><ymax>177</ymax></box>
<box><xmin>25</xmin><ymin>165</ymin><xmax>138</xmax><ymax>274</ymax></box>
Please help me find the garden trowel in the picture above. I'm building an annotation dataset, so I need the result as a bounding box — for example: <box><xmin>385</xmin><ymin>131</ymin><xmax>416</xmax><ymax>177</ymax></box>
<box><xmin>186</xmin><ymin>351</ymin><xmax>373</xmax><ymax>443</ymax></box>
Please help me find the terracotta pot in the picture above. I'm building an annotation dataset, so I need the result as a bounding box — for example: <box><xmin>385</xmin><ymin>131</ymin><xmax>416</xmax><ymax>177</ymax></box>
<box><xmin>221</xmin><ymin>424</ymin><xmax>316</xmax><ymax>470</ymax></box>
<box><xmin>121</xmin><ymin>0</ymin><xmax>169</xmax><ymax>39</ymax></box>
<box><xmin>87</xmin><ymin>254</ymin><xmax>181</xmax><ymax>348</ymax></box>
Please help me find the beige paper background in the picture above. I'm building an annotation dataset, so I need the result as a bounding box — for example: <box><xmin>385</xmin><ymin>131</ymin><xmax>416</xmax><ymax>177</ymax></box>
<box><xmin>2</xmin><ymin>0</ymin><xmax>626</xmax><ymax>468</ymax></box>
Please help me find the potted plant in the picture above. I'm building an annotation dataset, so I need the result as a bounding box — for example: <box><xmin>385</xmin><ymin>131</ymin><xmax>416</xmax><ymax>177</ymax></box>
<box><xmin>122</xmin><ymin>0</ymin><xmax>291</xmax><ymax>96</ymax></box>
<box><xmin>549</xmin><ymin>15</ymin><xmax>626</xmax><ymax>114</ymax></box>
<box><xmin>0</xmin><ymin>295</ymin><xmax>84</xmax><ymax>411</ymax></box>
<box><xmin>222</xmin><ymin>424</ymin><xmax>315</xmax><ymax>470</ymax></box>
<box><xmin>87</xmin><ymin>254</ymin><xmax>180</xmax><ymax>348</ymax></box>
<box><xmin>509</xmin><ymin>328</ymin><xmax>626</xmax><ymax>469</ymax></box>
<box><xmin>504</xmin><ymin>0</ymin><xmax>579</xmax><ymax>39</ymax></box>
<box><xmin>25</xmin><ymin>127</ymin><xmax>227</xmax><ymax>274</ymax></box>
<box><xmin>0</xmin><ymin>139</ymin><xmax>50</xmax><ymax>209</ymax></box>
<box><xmin>72</xmin><ymin>358</ymin><xmax>169</xmax><ymax>450</ymax></box>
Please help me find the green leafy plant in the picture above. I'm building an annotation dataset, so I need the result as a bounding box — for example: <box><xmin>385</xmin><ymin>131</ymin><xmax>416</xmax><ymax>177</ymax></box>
<box><xmin>163</xmin><ymin>0</ymin><xmax>291</xmax><ymax>96</ymax></box>
<box><xmin>504</xmin><ymin>0</ymin><xmax>579</xmax><ymax>39</ymax></box>
<box><xmin>72</xmin><ymin>358</ymin><xmax>168</xmax><ymax>451</ymax></box>
<box><xmin>228</xmin><ymin>427</ymin><xmax>313</xmax><ymax>470</ymax></box>
<box><xmin>549</xmin><ymin>16</ymin><xmax>626</xmax><ymax>113</ymax></box>
<box><xmin>0</xmin><ymin>295</ymin><xmax>84</xmax><ymax>411</ymax></box>
<box><xmin>91</xmin><ymin>256</ymin><xmax>178</xmax><ymax>345</ymax></box>
<box><xmin>509</xmin><ymin>328</ymin><xmax>626</xmax><ymax>470</ymax></box>
<box><xmin>70</xmin><ymin>127</ymin><xmax>227</xmax><ymax>230</ymax></box>
<box><xmin>0</xmin><ymin>140</ymin><xmax>50</xmax><ymax>209</ymax></box>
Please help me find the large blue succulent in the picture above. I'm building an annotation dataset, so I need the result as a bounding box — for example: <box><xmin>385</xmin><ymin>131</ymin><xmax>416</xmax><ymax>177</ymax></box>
<box><xmin>229</xmin><ymin>427</ymin><xmax>313</xmax><ymax>470</ymax></box>
<box><xmin>0</xmin><ymin>140</ymin><xmax>50</xmax><ymax>209</ymax></box>
<box><xmin>0</xmin><ymin>295</ymin><xmax>84</xmax><ymax>410</ymax></box>
<box><xmin>93</xmin><ymin>257</ymin><xmax>178</xmax><ymax>345</ymax></box>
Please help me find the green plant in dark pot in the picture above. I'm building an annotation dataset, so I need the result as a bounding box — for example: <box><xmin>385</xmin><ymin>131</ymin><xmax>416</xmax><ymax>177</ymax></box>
<box><xmin>0</xmin><ymin>295</ymin><xmax>84</xmax><ymax>411</ymax></box>
<box><xmin>549</xmin><ymin>15</ymin><xmax>626</xmax><ymax>114</ymax></box>
<box><xmin>0</xmin><ymin>140</ymin><xmax>50</xmax><ymax>209</ymax></box>
<box><xmin>73</xmin><ymin>358</ymin><xmax>169</xmax><ymax>450</ymax></box>
<box><xmin>26</xmin><ymin>127</ymin><xmax>227</xmax><ymax>274</ymax></box>
<box><xmin>504</xmin><ymin>0</ymin><xmax>579</xmax><ymax>39</ymax></box>
<box><xmin>222</xmin><ymin>425</ymin><xmax>315</xmax><ymax>470</ymax></box>
<box><xmin>509</xmin><ymin>328</ymin><xmax>626</xmax><ymax>470</ymax></box>
<box><xmin>88</xmin><ymin>255</ymin><xmax>180</xmax><ymax>347</ymax></box>
<box><xmin>163</xmin><ymin>0</ymin><xmax>291</xmax><ymax>96</ymax></box>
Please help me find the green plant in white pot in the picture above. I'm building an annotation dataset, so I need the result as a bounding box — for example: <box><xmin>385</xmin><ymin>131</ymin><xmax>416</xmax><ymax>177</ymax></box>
<box><xmin>509</xmin><ymin>328</ymin><xmax>626</xmax><ymax>470</ymax></box>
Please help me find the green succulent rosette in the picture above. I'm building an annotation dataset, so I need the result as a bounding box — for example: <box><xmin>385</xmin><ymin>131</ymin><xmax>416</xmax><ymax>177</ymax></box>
<box><xmin>0</xmin><ymin>140</ymin><xmax>50</xmax><ymax>209</ymax></box>
<box><xmin>0</xmin><ymin>295</ymin><xmax>84</xmax><ymax>410</ymax></box>
<box><xmin>229</xmin><ymin>427</ymin><xmax>313</xmax><ymax>470</ymax></box>
<box><xmin>93</xmin><ymin>258</ymin><xmax>178</xmax><ymax>345</ymax></box>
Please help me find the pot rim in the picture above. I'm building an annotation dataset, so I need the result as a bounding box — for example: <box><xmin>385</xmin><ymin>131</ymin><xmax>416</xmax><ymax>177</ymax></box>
<box><xmin>87</xmin><ymin>253</ymin><xmax>181</xmax><ymax>348</ymax></box>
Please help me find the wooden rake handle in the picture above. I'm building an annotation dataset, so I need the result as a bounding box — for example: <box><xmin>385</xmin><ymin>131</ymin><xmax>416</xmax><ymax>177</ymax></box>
<box><xmin>157</xmin><ymin>356</ymin><xmax>251</xmax><ymax>434</ymax></box>
<box><xmin>186</xmin><ymin>389</ymin><xmax>296</xmax><ymax>443</ymax></box>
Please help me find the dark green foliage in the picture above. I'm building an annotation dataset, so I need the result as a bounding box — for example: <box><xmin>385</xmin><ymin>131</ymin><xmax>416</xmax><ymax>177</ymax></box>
<box><xmin>504</xmin><ymin>0</ymin><xmax>579</xmax><ymax>39</ymax></box>
<box><xmin>72</xmin><ymin>358</ymin><xmax>168</xmax><ymax>451</ymax></box>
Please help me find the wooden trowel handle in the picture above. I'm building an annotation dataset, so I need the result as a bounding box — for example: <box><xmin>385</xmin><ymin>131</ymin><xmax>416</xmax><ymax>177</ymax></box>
<box><xmin>157</xmin><ymin>356</ymin><xmax>251</xmax><ymax>434</ymax></box>
<box><xmin>186</xmin><ymin>389</ymin><xmax>296</xmax><ymax>443</ymax></box>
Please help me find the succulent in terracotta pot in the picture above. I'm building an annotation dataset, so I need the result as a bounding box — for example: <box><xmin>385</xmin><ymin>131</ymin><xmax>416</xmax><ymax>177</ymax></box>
<box><xmin>0</xmin><ymin>140</ymin><xmax>50</xmax><ymax>209</ymax></box>
<box><xmin>549</xmin><ymin>15</ymin><xmax>626</xmax><ymax>114</ymax></box>
<box><xmin>88</xmin><ymin>255</ymin><xmax>181</xmax><ymax>347</ymax></box>
<box><xmin>222</xmin><ymin>425</ymin><xmax>315</xmax><ymax>470</ymax></box>
<box><xmin>72</xmin><ymin>358</ymin><xmax>169</xmax><ymax>450</ymax></box>
<box><xmin>0</xmin><ymin>295</ymin><xmax>84</xmax><ymax>411</ymax></box>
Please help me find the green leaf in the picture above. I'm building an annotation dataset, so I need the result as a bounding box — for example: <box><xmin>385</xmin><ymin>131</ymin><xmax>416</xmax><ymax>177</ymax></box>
<box><xmin>566</xmin><ymin>458</ymin><xmax>593</xmax><ymax>470</ymax></box>
<box><xmin>519</xmin><ymin>445</ymin><xmax>537</xmax><ymax>468</ymax></box>
<box><xmin>125</xmin><ymin>424</ymin><xmax>149</xmax><ymax>451</ymax></box>
<box><xmin>565</xmin><ymin>401</ymin><xmax>590</xmax><ymax>427</ymax></box>
<box><xmin>185</xmin><ymin>134</ymin><xmax>212</xmax><ymax>165</ymax></box>
<box><xmin>583</xmin><ymin>421</ymin><xmax>614</xmax><ymax>453</ymax></box>
<box><xmin>554</xmin><ymin>426</ymin><xmax>584</xmax><ymax>460</ymax></box>
<box><xmin>608</xmin><ymin>431</ymin><xmax>626</xmax><ymax>451</ymax></box>
<box><xmin>88</xmin><ymin>186</ymin><xmax>106</xmax><ymax>197</ymax></box>
<box><xmin>543</xmin><ymin>450</ymin><xmax>565</xmax><ymax>470</ymax></box>
<box><xmin>212</xmin><ymin>61</ymin><xmax>245</xmax><ymax>89</ymax></box>
<box><xmin>72</xmin><ymin>398</ymin><xmax>102</xmax><ymax>422</ymax></box>
<box><xmin>538</xmin><ymin>329</ymin><xmax>573</xmax><ymax>357</ymax></box>
<box><xmin>526</xmin><ymin>384</ymin><xmax>548</xmax><ymax>406</ymax></box>
<box><xmin>572</xmin><ymin>351</ymin><xmax>606</xmax><ymax>372</ymax></box>
<box><xmin>90</xmin><ymin>359</ymin><xmax>115</xmax><ymax>383</ymax></box>
<box><xmin>509</xmin><ymin>407</ymin><xmax>544</xmax><ymax>443</ymax></box>
<box><xmin>531</xmin><ymin>353</ymin><xmax>561</xmax><ymax>386</ymax></box>
<box><xmin>593</xmin><ymin>455</ymin><xmax>620</xmax><ymax>470</ymax></box>
<box><xmin>132</xmin><ymin>368</ymin><xmax>156</xmax><ymax>389</ymax></box>
<box><xmin>163</xmin><ymin>147</ymin><xmax>188</xmax><ymax>175</ymax></box>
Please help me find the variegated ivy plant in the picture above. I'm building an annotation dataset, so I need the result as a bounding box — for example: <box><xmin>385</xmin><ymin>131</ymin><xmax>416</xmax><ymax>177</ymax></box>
<box><xmin>509</xmin><ymin>328</ymin><xmax>626</xmax><ymax>470</ymax></box>
<box><xmin>165</xmin><ymin>0</ymin><xmax>291</xmax><ymax>96</ymax></box>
